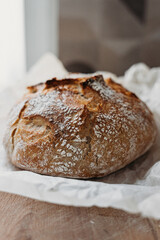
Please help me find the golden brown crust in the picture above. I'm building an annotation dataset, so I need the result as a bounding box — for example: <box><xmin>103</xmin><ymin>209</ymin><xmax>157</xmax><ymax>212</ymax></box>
<box><xmin>3</xmin><ymin>75</ymin><xmax>157</xmax><ymax>178</ymax></box>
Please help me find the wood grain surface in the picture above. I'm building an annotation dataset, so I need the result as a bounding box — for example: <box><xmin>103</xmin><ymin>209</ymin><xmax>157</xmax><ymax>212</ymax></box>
<box><xmin>0</xmin><ymin>191</ymin><xmax>159</xmax><ymax>240</ymax></box>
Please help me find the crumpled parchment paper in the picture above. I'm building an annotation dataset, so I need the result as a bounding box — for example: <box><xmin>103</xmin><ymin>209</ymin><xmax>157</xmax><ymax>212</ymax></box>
<box><xmin>0</xmin><ymin>53</ymin><xmax>160</xmax><ymax>219</ymax></box>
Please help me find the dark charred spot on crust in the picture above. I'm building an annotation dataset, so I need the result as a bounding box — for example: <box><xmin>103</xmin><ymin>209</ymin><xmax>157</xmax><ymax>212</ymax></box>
<box><xmin>45</xmin><ymin>77</ymin><xmax>85</xmax><ymax>89</ymax></box>
<box><xmin>82</xmin><ymin>78</ymin><xmax>94</xmax><ymax>88</ymax></box>
<box><xmin>45</xmin><ymin>78</ymin><xmax>57</xmax><ymax>88</ymax></box>
<box><xmin>82</xmin><ymin>75</ymin><xmax>104</xmax><ymax>89</ymax></box>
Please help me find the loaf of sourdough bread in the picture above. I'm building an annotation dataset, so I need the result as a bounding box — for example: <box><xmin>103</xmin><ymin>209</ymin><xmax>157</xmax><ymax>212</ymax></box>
<box><xmin>3</xmin><ymin>75</ymin><xmax>157</xmax><ymax>178</ymax></box>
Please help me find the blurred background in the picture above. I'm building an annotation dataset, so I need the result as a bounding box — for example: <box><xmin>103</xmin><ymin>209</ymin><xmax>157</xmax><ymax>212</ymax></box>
<box><xmin>0</xmin><ymin>0</ymin><xmax>160</xmax><ymax>88</ymax></box>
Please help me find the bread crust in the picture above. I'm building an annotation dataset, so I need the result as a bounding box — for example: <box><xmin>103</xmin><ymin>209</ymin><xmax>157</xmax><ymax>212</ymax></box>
<box><xmin>3</xmin><ymin>75</ymin><xmax>157</xmax><ymax>178</ymax></box>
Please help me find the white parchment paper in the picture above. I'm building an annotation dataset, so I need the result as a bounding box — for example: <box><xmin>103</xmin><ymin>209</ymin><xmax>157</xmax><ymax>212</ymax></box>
<box><xmin>0</xmin><ymin>53</ymin><xmax>160</xmax><ymax>219</ymax></box>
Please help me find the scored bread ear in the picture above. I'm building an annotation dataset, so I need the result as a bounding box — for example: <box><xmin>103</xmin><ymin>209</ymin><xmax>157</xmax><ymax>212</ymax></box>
<box><xmin>104</xmin><ymin>78</ymin><xmax>138</xmax><ymax>99</ymax></box>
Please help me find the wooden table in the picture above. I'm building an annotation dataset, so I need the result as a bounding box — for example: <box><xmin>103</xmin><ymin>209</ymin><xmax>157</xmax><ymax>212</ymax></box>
<box><xmin>0</xmin><ymin>191</ymin><xmax>159</xmax><ymax>240</ymax></box>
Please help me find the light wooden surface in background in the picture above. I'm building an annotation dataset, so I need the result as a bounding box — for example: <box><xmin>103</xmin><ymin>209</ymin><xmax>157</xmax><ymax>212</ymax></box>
<box><xmin>0</xmin><ymin>191</ymin><xmax>159</xmax><ymax>240</ymax></box>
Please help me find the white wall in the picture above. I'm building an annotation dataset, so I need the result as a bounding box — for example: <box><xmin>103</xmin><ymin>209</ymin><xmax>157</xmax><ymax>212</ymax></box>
<box><xmin>0</xmin><ymin>0</ymin><xmax>26</xmax><ymax>89</ymax></box>
<box><xmin>25</xmin><ymin>0</ymin><xmax>59</xmax><ymax>70</ymax></box>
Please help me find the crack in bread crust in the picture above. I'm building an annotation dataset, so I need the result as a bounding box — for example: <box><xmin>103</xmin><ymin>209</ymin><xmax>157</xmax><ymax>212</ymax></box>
<box><xmin>11</xmin><ymin>102</ymin><xmax>28</xmax><ymax>152</ymax></box>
